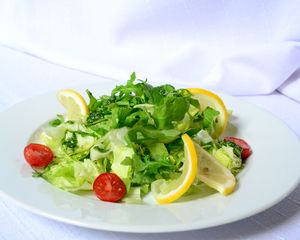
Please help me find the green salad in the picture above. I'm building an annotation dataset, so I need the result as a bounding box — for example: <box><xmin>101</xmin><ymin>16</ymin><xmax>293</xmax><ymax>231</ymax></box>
<box><xmin>24</xmin><ymin>73</ymin><xmax>251</xmax><ymax>204</ymax></box>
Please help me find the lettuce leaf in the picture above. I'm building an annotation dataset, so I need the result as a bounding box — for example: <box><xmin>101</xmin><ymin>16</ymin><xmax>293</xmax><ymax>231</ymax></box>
<box><xmin>42</xmin><ymin>159</ymin><xmax>101</xmax><ymax>191</ymax></box>
<box><xmin>152</xmin><ymin>96</ymin><xmax>190</xmax><ymax>129</ymax></box>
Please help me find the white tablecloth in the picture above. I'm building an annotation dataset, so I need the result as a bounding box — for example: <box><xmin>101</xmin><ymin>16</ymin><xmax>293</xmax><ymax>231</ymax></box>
<box><xmin>0</xmin><ymin>46</ymin><xmax>299</xmax><ymax>239</ymax></box>
<box><xmin>1</xmin><ymin>1</ymin><xmax>300</xmax><ymax>103</ymax></box>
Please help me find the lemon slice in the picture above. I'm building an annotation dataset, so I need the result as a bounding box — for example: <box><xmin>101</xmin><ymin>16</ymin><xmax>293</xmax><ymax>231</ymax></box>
<box><xmin>151</xmin><ymin>134</ymin><xmax>197</xmax><ymax>204</ymax></box>
<box><xmin>194</xmin><ymin>142</ymin><xmax>236</xmax><ymax>195</ymax></box>
<box><xmin>57</xmin><ymin>89</ymin><xmax>89</xmax><ymax>121</ymax></box>
<box><xmin>188</xmin><ymin>88</ymin><xmax>228</xmax><ymax>138</ymax></box>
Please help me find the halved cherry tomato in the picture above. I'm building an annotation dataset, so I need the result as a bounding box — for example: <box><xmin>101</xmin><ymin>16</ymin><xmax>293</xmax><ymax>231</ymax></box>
<box><xmin>93</xmin><ymin>173</ymin><xmax>126</xmax><ymax>202</ymax></box>
<box><xmin>224</xmin><ymin>136</ymin><xmax>252</xmax><ymax>161</ymax></box>
<box><xmin>24</xmin><ymin>143</ymin><xmax>54</xmax><ymax>167</ymax></box>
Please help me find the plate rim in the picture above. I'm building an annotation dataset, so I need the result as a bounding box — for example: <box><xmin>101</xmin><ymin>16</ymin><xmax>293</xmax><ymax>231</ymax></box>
<box><xmin>0</xmin><ymin>83</ymin><xmax>299</xmax><ymax>233</ymax></box>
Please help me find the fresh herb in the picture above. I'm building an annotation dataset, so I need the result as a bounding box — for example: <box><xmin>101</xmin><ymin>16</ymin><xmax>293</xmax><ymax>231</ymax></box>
<box><xmin>61</xmin><ymin>131</ymin><xmax>78</xmax><ymax>151</ymax></box>
<box><xmin>202</xmin><ymin>107</ymin><xmax>220</xmax><ymax>134</ymax></box>
<box><xmin>32</xmin><ymin>171</ymin><xmax>43</xmax><ymax>177</ymax></box>
<box><xmin>49</xmin><ymin>114</ymin><xmax>64</xmax><ymax>127</ymax></box>
<box><xmin>220</xmin><ymin>140</ymin><xmax>242</xmax><ymax>159</ymax></box>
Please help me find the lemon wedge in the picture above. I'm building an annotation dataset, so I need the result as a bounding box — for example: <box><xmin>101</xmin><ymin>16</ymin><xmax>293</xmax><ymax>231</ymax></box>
<box><xmin>194</xmin><ymin>142</ymin><xmax>236</xmax><ymax>195</ymax></box>
<box><xmin>151</xmin><ymin>134</ymin><xmax>197</xmax><ymax>204</ymax></box>
<box><xmin>188</xmin><ymin>88</ymin><xmax>228</xmax><ymax>138</ymax></box>
<box><xmin>57</xmin><ymin>89</ymin><xmax>89</xmax><ymax>121</ymax></box>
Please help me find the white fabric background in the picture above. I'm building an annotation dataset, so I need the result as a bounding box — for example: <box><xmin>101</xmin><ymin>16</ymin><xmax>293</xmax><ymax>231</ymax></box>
<box><xmin>0</xmin><ymin>1</ymin><xmax>300</xmax><ymax>239</ymax></box>
<box><xmin>0</xmin><ymin>1</ymin><xmax>300</xmax><ymax>102</ymax></box>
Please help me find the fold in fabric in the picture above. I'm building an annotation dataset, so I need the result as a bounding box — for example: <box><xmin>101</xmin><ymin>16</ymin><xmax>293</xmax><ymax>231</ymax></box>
<box><xmin>0</xmin><ymin>1</ymin><xmax>300</xmax><ymax>102</ymax></box>
<box><xmin>202</xmin><ymin>42</ymin><xmax>300</xmax><ymax>96</ymax></box>
<box><xmin>278</xmin><ymin>68</ymin><xmax>300</xmax><ymax>103</ymax></box>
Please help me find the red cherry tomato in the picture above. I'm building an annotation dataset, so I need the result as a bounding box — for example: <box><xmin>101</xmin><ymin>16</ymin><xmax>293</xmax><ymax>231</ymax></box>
<box><xmin>93</xmin><ymin>173</ymin><xmax>126</xmax><ymax>202</ymax></box>
<box><xmin>224</xmin><ymin>136</ymin><xmax>252</xmax><ymax>160</ymax></box>
<box><xmin>24</xmin><ymin>143</ymin><xmax>54</xmax><ymax>167</ymax></box>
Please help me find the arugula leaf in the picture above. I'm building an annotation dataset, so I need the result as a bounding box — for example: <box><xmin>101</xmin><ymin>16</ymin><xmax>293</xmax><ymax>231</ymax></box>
<box><xmin>32</xmin><ymin>171</ymin><xmax>43</xmax><ymax>178</ymax></box>
<box><xmin>86</xmin><ymin>90</ymin><xmax>98</xmax><ymax>112</ymax></box>
<box><xmin>110</xmin><ymin>107</ymin><xmax>132</xmax><ymax>128</ymax></box>
<box><xmin>202</xmin><ymin>107</ymin><xmax>220</xmax><ymax>133</ymax></box>
<box><xmin>124</xmin><ymin>110</ymin><xmax>149</xmax><ymax>127</ymax></box>
<box><xmin>112</xmin><ymin>72</ymin><xmax>149</xmax><ymax>101</ymax></box>
<box><xmin>150</xmin><ymin>84</ymin><xmax>176</xmax><ymax>105</ymax></box>
<box><xmin>61</xmin><ymin>131</ymin><xmax>78</xmax><ymax>151</ymax></box>
<box><xmin>189</xmin><ymin>97</ymin><xmax>200</xmax><ymax>109</ymax></box>
<box><xmin>60</xmin><ymin>130</ymin><xmax>97</xmax><ymax>161</ymax></box>
<box><xmin>49</xmin><ymin>114</ymin><xmax>64</xmax><ymax>127</ymax></box>
<box><xmin>128</xmin><ymin>72</ymin><xmax>136</xmax><ymax>84</ymax></box>
<box><xmin>122</xmin><ymin>153</ymin><xmax>178</xmax><ymax>187</ymax></box>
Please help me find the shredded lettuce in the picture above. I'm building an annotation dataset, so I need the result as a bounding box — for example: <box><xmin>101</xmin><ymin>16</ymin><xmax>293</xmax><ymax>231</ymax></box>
<box><xmin>213</xmin><ymin>145</ymin><xmax>243</xmax><ymax>175</ymax></box>
<box><xmin>42</xmin><ymin>159</ymin><xmax>101</xmax><ymax>191</ymax></box>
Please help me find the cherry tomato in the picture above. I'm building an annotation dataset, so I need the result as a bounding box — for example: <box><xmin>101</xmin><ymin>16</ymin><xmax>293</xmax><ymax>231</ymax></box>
<box><xmin>24</xmin><ymin>143</ymin><xmax>54</xmax><ymax>167</ymax></box>
<box><xmin>224</xmin><ymin>136</ymin><xmax>252</xmax><ymax>160</ymax></box>
<box><xmin>93</xmin><ymin>173</ymin><xmax>126</xmax><ymax>202</ymax></box>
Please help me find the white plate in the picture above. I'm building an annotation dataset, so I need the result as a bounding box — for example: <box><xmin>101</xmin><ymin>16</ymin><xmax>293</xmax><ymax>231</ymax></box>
<box><xmin>0</xmin><ymin>81</ymin><xmax>299</xmax><ymax>233</ymax></box>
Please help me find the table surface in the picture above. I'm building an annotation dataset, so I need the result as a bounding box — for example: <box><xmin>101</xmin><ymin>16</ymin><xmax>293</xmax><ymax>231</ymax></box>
<box><xmin>0</xmin><ymin>45</ymin><xmax>299</xmax><ymax>240</ymax></box>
